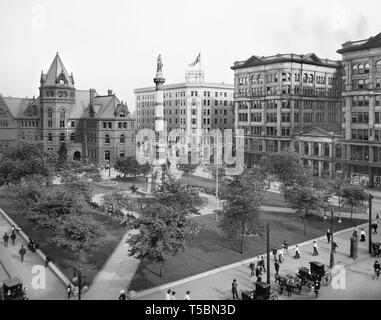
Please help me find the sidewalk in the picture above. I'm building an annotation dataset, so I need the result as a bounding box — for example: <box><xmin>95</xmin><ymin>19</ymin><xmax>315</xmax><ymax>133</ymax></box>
<box><xmin>0</xmin><ymin>214</ymin><xmax>67</xmax><ymax>300</ymax></box>
<box><xmin>134</xmin><ymin>223</ymin><xmax>381</xmax><ymax>300</ymax></box>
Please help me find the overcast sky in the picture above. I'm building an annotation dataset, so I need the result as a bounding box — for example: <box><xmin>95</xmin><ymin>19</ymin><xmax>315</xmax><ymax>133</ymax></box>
<box><xmin>0</xmin><ymin>0</ymin><xmax>379</xmax><ymax>112</ymax></box>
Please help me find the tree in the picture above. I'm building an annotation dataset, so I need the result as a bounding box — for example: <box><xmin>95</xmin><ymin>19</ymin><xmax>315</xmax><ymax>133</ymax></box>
<box><xmin>341</xmin><ymin>184</ymin><xmax>368</xmax><ymax>221</ymax></box>
<box><xmin>56</xmin><ymin>142</ymin><xmax>69</xmax><ymax>171</ymax></box>
<box><xmin>0</xmin><ymin>140</ymin><xmax>56</xmax><ymax>184</ymax></box>
<box><xmin>259</xmin><ymin>150</ymin><xmax>303</xmax><ymax>189</ymax></box>
<box><xmin>177</xmin><ymin>163</ymin><xmax>198</xmax><ymax>185</ymax></box>
<box><xmin>217</xmin><ymin>167</ymin><xmax>268</xmax><ymax>253</ymax></box>
<box><xmin>61</xmin><ymin>172</ymin><xmax>93</xmax><ymax>204</ymax></box>
<box><xmin>285</xmin><ymin>183</ymin><xmax>323</xmax><ymax>235</ymax></box>
<box><xmin>127</xmin><ymin>202</ymin><xmax>200</xmax><ymax>278</ymax></box>
<box><xmin>52</xmin><ymin>214</ymin><xmax>105</xmax><ymax>260</ymax></box>
<box><xmin>115</xmin><ymin>157</ymin><xmax>150</xmax><ymax>177</ymax></box>
<box><xmin>153</xmin><ymin>174</ymin><xmax>201</xmax><ymax>215</ymax></box>
<box><xmin>331</xmin><ymin>173</ymin><xmax>350</xmax><ymax>207</ymax></box>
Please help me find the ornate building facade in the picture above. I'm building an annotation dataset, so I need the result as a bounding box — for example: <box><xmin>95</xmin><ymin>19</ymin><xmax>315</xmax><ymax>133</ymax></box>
<box><xmin>0</xmin><ymin>53</ymin><xmax>135</xmax><ymax>165</ymax></box>
<box><xmin>231</xmin><ymin>53</ymin><xmax>342</xmax><ymax>175</ymax></box>
<box><xmin>338</xmin><ymin>33</ymin><xmax>381</xmax><ymax>187</ymax></box>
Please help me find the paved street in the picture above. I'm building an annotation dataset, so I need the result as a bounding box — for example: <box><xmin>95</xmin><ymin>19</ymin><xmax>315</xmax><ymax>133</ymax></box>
<box><xmin>134</xmin><ymin>223</ymin><xmax>381</xmax><ymax>300</ymax></box>
<box><xmin>0</xmin><ymin>214</ymin><xmax>67</xmax><ymax>300</ymax></box>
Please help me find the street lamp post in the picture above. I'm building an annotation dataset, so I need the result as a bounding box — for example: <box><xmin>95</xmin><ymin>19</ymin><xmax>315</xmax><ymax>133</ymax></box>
<box><xmin>325</xmin><ymin>209</ymin><xmax>342</xmax><ymax>268</ymax></box>
<box><xmin>369</xmin><ymin>193</ymin><xmax>374</xmax><ymax>254</ymax></box>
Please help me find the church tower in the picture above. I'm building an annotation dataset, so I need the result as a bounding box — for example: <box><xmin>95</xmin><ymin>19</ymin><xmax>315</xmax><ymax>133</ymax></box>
<box><xmin>39</xmin><ymin>53</ymin><xmax>76</xmax><ymax>153</ymax></box>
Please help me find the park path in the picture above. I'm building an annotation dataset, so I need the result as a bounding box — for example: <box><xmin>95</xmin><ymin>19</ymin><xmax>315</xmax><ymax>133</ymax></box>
<box><xmin>0</xmin><ymin>213</ymin><xmax>67</xmax><ymax>300</ymax></box>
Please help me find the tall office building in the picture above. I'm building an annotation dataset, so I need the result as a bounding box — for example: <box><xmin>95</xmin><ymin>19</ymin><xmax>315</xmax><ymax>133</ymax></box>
<box><xmin>338</xmin><ymin>33</ymin><xmax>381</xmax><ymax>187</ymax></box>
<box><xmin>231</xmin><ymin>53</ymin><xmax>343</xmax><ymax>176</ymax></box>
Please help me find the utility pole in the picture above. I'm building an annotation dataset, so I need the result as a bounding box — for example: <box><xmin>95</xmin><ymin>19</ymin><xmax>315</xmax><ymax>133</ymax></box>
<box><xmin>266</xmin><ymin>222</ymin><xmax>270</xmax><ymax>285</ymax></box>
<box><xmin>330</xmin><ymin>210</ymin><xmax>334</xmax><ymax>268</ymax></box>
<box><xmin>369</xmin><ymin>193</ymin><xmax>374</xmax><ymax>254</ymax></box>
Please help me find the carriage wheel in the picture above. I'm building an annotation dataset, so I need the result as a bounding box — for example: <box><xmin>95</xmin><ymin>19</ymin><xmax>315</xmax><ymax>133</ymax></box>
<box><xmin>321</xmin><ymin>273</ymin><xmax>332</xmax><ymax>286</ymax></box>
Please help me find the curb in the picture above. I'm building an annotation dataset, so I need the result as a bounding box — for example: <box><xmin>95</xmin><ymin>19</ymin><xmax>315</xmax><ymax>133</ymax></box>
<box><xmin>133</xmin><ymin>222</ymin><xmax>369</xmax><ymax>298</ymax></box>
<box><xmin>0</xmin><ymin>208</ymin><xmax>72</xmax><ymax>288</ymax></box>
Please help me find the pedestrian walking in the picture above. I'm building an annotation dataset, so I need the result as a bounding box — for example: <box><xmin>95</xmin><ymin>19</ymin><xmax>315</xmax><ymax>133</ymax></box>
<box><xmin>374</xmin><ymin>261</ymin><xmax>381</xmax><ymax>279</ymax></box>
<box><xmin>11</xmin><ymin>225</ymin><xmax>15</xmax><ymax>233</ymax></box>
<box><xmin>255</xmin><ymin>265</ymin><xmax>262</xmax><ymax>282</ymax></box>
<box><xmin>376</xmin><ymin>214</ymin><xmax>380</xmax><ymax>224</ymax></box>
<box><xmin>294</xmin><ymin>245</ymin><xmax>300</xmax><ymax>259</ymax></box>
<box><xmin>360</xmin><ymin>228</ymin><xmax>366</xmax><ymax>242</ymax></box>
<box><xmin>119</xmin><ymin>290</ymin><xmax>126</xmax><ymax>300</ymax></box>
<box><xmin>282</xmin><ymin>240</ymin><xmax>288</xmax><ymax>255</ymax></box>
<box><xmin>67</xmin><ymin>284</ymin><xmax>72</xmax><ymax>299</ymax></box>
<box><xmin>314</xmin><ymin>278</ymin><xmax>321</xmax><ymax>298</ymax></box>
<box><xmin>272</xmin><ymin>247</ymin><xmax>278</xmax><ymax>262</ymax></box>
<box><xmin>19</xmin><ymin>245</ymin><xmax>26</xmax><ymax>262</ymax></box>
<box><xmin>184</xmin><ymin>290</ymin><xmax>191</xmax><ymax>300</ymax></box>
<box><xmin>3</xmin><ymin>232</ymin><xmax>9</xmax><ymax>247</ymax></box>
<box><xmin>10</xmin><ymin>231</ymin><xmax>16</xmax><ymax>246</ymax></box>
<box><xmin>231</xmin><ymin>279</ymin><xmax>238</xmax><ymax>300</ymax></box>
<box><xmin>165</xmin><ymin>289</ymin><xmax>172</xmax><ymax>300</ymax></box>
<box><xmin>332</xmin><ymin>242</ymin><xmax>338</xmax><ymax>253</ymax></box>
<box><xmin>260</xmin><ymin>256</ymin><xmax>266</xmax><ymax>272</ymax></box>
<box><xmin>286</xmin><ymin>277</ymin><xmax>293</xmax><ymax>297</ymax></box>
<box><xmin>249</xmin><ymin>261</ymin><xmax>255</xmax><ymax>277</ymax></box>
<box><xmin>372</xmin><ymin>223</ymin><xmax>378</xmax><ymax>235</ymax></box>
<box><xmin>312</xmin><ymin>240</ymin><xmax>319</xmax><ymax>256</ymax></box>
<box><xmin>278</xmin><ymin>250</ymin><xmax>284</xmax><ymax>263</ymax></box>
<box><xmin>171</xmin><ymin>291</ymin><xmax>176</xmax><ymax>300</ymax></box>
<box><xmin>326</xmin><ymin>229</ymin><xmax>331</xmax><ymax>244</ymax></box>
<box><xmin>45</xmin><ymin>255</ymin><xmax>51</xmax><ymax>267</ymax></box>
<box><xmin>274</xmin><ymin>261</ymin><xmax>280</xmax><ymax>275</ymax></box>
<box><xmin>353</xmin><ymin>226</ymin><xmax>358</xmax><ymax>238</ymax></box>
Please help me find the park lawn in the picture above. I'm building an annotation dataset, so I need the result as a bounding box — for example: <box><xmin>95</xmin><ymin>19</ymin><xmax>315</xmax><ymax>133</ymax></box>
<box><xmin>0</xmin><ymin>188</ymin><xmax>127</xmax><ymax>285</ymax></box>
<box><xmin>129</xmin><ymin>210</ymin><xmax>366</xmax><ymax>292</ymax></box>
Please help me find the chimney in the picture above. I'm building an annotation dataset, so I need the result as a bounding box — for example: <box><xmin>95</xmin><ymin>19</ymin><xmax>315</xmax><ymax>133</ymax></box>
<box><xmin>107</xmin><ymin>89</ymin><xmax>113</xmax><ymax>96</ymax></box>
<box><xmin>90</xmin><ymin>88</ymin><xmax>96</xmax><ymax>103</ymax></box>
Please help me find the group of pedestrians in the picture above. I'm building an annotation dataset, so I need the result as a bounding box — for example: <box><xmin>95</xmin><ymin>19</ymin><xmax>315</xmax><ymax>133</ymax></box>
<box><xmin>2</xmin><ymin>225</ymin><xmax>28</xmax><ymax>262</ymax></box>
<box><xmin>163</xmin><ymin>288</ymin><xmax>191</xmax><ymax>300</ymax></box>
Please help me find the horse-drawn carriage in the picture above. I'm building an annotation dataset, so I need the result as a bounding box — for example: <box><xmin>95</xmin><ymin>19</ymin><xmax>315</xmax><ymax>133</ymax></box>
<box><xmin>297</xmin><ymin>261</ymin><xmax>332</xmax><ymax>288</ymax></box>
<box><xmin>275</xmin><ymin>262</ymin><xmax>332</xmax><ymax>295</ymax></box>
<box><xmin>241</xmin><ymin>281</ymin><xmax>278</xmax><ymax>300</ymax></box>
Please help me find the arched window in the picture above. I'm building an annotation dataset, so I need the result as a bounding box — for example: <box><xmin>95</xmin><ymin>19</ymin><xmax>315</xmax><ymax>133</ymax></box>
<box><xmin>123</xmin><ymin>122</ymin><xmax>127</xmax><ymax>129</ymax></box>
<box><xmin>287</xmin><ymin>73</ymin><xmax>291</xmax><ymax>81</ymax></box>
<box><xmin>295</xmin><ymin>73</ymin><xmax>300</xmax><ymax>82</ymax></box>
<box><xmin>59</xmin><ymin>109</ymin><xmax>65</xmax><ymax>128</ymax></box>
<box><xmin>358</xmin><ymin>63</ymin><xmax>364</xmax><ymax>74</ymax></box>
<box><xmin>309</xmin><ymin>74</ymin><xmax>314</xmax><ymax>83</ymax></box>
<box><xmin>257</xmin><ymin>75</ymin><xmax>262</xmax><ymax>84</ymax></box>
<box><xmin>364</xmin><ymin>63</ymin><xmax>370</xmax><ymax>74</ymax></box>
<box><xmin>323</xmin><ymin>161</ymin><xmax>329</xmax><ymax>172</ymax></box>
<box><xmin>352</xmin><ymin>64</ymin><xmax>358</xmax><ymax>75</ymax></box>
<box><xmin>304</xmin><ymin>142</ymin><xmax>309</xmax><ymax>155</ymax></box>
<box><xmin>324</xmin><ymin>143</ymin><xmax>330</xmax><ymax>157</ymax></box>
<box><xmin>47</xmin><ymin>108</ymin><xmax>52</xmax><ymax>128</ymax></box>
<box><xmin>104</xmin><ymin>134</ymin><xmax>110</xmax><ymax>144</ymax></box>
<box><xmin>118</xmin><ymin>122</ymin><xmax>122</xmax><ymax>129</ymax></box>
<box><xmin>59</xmin><ymin>133</ymin><xmax>66</xmax><ymax>141</ymax></box>
<box><xmin>120</xmin><ymin>134</ymin><xmax>125</xmax><ymax>144</ymax></box>
<box><xmin>282</xmin><ymin>73</ymin><xmax>287</xmax><ymax>82</ymax></box>
<box><xmin>70</xmin><ymin>132</ymin><xmax>75</xmax><ymax>142</ymax></box>
<box><xmin>376</xmin><ymin>60</ymin><xmax>381</xmax><ymax>72</ymax></box>
<box><xmin>48</xmin><ymin>132</ymin><xmax>53</xmax><ymax>142</ymax></box>
<box><xmin>303</xmin><ymin>73</ymin><xmax>308</xmax><ymax>83</ymax></box>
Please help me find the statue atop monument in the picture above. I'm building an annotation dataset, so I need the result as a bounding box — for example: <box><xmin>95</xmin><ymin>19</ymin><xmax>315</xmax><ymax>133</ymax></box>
<box><xmin>157</xmin><ymin>54</ymin><xmax>163</xmax><ymax>72</ymax></box>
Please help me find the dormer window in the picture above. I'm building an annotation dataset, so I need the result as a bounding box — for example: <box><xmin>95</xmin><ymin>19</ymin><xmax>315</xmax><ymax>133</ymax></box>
<box><xmin>119</xmin><ymin>112</ymin><xmax>126</xmax><ymax>117</ymax></box>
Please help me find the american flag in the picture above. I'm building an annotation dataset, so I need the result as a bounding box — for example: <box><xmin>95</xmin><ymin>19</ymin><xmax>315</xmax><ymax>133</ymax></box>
<box><xmin>189</xmin><ymin>53</ymin><xmax>200</xmax><ymax>67</ymax></box>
